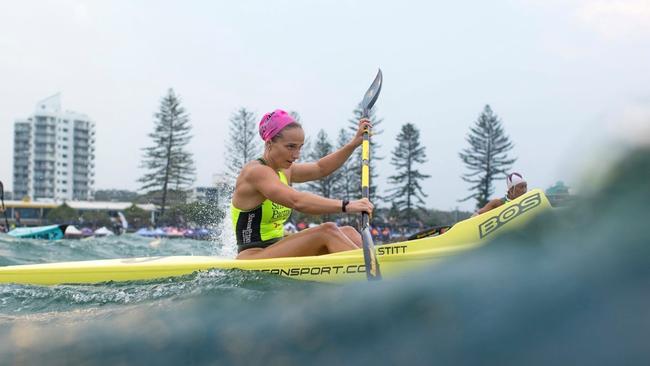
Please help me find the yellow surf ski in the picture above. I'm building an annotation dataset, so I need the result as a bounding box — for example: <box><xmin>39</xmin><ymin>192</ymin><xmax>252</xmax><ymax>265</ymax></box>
<box><xmin>0</xmin><ymin>190</ymin><xmax>551</xmax><ymax>286</ymax></box>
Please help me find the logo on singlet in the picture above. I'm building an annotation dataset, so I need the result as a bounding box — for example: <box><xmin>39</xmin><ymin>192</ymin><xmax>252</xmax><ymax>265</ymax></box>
<box><xmin>271</xmin><ymin>202</ymin><xmax>291</xmax><ymax>221</ymax></box>
<box><xmin>242</xmin><ymin>213</ymin><xmax>255</xmax><ymax>244</ymax></box>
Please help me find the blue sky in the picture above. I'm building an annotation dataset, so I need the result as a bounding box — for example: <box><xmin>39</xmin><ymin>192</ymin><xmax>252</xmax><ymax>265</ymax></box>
<box><xmin>1</xmin><ymin>0</ymin><xmax>649</xmax><ymax>210</ymax></box>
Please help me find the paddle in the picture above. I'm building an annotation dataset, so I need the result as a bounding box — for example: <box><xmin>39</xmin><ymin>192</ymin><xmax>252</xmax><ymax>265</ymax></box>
<box><xmin>359</xmin><ymin>69</ymin><xmax>383</xmax><ymax>281</ymax></box>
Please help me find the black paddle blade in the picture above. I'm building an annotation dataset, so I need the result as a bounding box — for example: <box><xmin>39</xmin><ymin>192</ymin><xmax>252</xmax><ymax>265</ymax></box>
<box><xmin>361</xmin><ymin>68</ymin><xmax>383</xmax><ymax>118</ymax></box>
<box><xmin>361</xmin><ymin>227</ymin><xmax>382</xmax><ymax>280</ymax></box>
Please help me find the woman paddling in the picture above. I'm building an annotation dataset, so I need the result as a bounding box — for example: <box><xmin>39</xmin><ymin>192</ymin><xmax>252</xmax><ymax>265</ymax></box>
<box><xmin>473</xmin><ymin>172</ymin><xmax>528</xmax><ymax>216</ymax></box>
<box><xmin>231</xmin><ymin>109</ymin><xmax>373</xmax><ymax>259</ymax></box>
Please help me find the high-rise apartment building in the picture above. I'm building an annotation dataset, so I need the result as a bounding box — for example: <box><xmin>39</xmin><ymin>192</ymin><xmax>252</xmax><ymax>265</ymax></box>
<box><xmin>13</xmin><ymin>94</ymin><xmax>96</xmax><ymax>201</ymax></box>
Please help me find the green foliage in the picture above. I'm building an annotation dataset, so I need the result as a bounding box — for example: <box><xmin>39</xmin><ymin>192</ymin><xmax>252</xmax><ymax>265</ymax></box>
<box><xmin>46</xmin><ymin>203</ymin><xmax>78</xmax><ymax>223</ymax></box>
<box><xmin>306</xmin><ymin>129</ymin><xmax>337</xmax><ymax>197</ymax></box>
<box><xmin>386</xmin><ymin>123</ymin><xmax>431</xmax><ymax>223</ymax></box>
<box><xmin>459</xmin><ymin>105</ymin><xmax>516</xmax><ymax>209</ymax></box>
<box><xmin>332</xmin><ymin>128</ymin><xmax>358</xmax><ymax>225</ymax></box>
<box><xmin>138</xmin><ymin>88</ymin><xmax>196</xmax><ymax>215</ymax></box>
<box><xmin>157</xmin><ymin>205</ymin><xmax>182</xmax><ymax>226</ymax></box>
<box><xmin>124</xmin><ymin>204</ymin><xmax>151</xmax><ymax>229</ymax></box>
<box><xmin>225</xmin><ymin>107</ymin><xmax>261</xmax><ymax>180</ymax></box>
<box><xmin>304</xmin><ymin>129</ymin><xmax>337</xmax><ymax>221</ymax></box>
<box><xmin>333</xmin><ymin>128</ymin><xmax>356</xmax><ymax>200</ymax></box>
<box><xmin>545</xmin><ymin>181</ymin><xmax>574</xmax><ymax>207</ymax></box>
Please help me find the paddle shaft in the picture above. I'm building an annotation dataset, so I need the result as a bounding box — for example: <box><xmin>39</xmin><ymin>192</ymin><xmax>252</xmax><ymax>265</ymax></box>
<box><xmin>361</xmin><ymin>128</ymin><xmax>371</xmax><ymax>228</ymax></box>
<box><xmin>358</xmin><ymin>68</ymin><xmax>383</xmax><ymax>281</ymax></box>
<box><xmin>360</xmin><ymin>116</ymin><xmax>381</xmax><ymax>280</ymax></box>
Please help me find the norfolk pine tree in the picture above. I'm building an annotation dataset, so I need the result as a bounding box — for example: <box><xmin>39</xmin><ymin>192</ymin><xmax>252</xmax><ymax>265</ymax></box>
<box><xmin>305</xmin><ymin>129</ymin><xmax>339</xmax><ymax>221</ymax></box>
<box><xmin>138</xmin><ymin>89</ymin><xmax>195</xmax><ymax>217</ymax></box>
<box><xmin>333</xmin><ymin>128</ymin><xmax>356</xmax><ymax>200</ymax></box>
<box><xmin>225</xmin><ymin>108</ymin><xmax>262</xmax><ymax>181</ymax></box>
<box><xmin>332</xmin><ymin>127</ymin><xmax>357</xmax><ymax>224</ymax></box>
<box><xmin>305</xmin><ymin>129</ymin><xmax>338</xmax><ymax>198</ymax></box>
<box><xmin>385</xmin><ymin>123</ymin><xmax>430</xmax><ymax>224</ymax></box>
<box><xmin>459</xmin><ymin>105</ymin><xmax>516</xmax><ymax>209</ymax></box>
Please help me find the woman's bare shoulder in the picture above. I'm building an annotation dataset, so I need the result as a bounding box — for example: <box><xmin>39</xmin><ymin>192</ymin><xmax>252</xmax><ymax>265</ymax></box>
<box><xmin>240</xmin><ymin>160</ymin><xmax>282</xmax><ymax>184</ymax></box>
<box><xmin>239</xmin><ymin>160</ymin><xmax>263</xmax><ymax>176</ymax></box>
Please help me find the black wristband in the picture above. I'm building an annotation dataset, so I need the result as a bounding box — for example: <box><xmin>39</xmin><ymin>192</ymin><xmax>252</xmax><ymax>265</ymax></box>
<box><xmin>342</xmin><ymin>200</ymin><xmax>349</xmax><ymax>213</ymax></box>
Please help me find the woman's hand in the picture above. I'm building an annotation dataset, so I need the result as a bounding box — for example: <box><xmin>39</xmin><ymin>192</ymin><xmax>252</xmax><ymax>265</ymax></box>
<box><xmin>350</xmin><ymin>118</ymin><xmax>372</xmax><ymax>147</ymax></box>
<box><xmin>346</xmin><ymin>198</ymin><xmax>374</xmax><ymax>215</ymax></box>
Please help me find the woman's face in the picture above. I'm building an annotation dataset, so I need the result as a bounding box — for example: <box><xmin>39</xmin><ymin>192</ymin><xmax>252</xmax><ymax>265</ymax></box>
<box><xmin>509</xmin><ymin>182</ymin><xmax>528</xmax><ymax>199</ymax></box>
<box><xmin>268</xmin><ymin>127</ymin><xmax>305</xmax><ymax>169</ymax></box>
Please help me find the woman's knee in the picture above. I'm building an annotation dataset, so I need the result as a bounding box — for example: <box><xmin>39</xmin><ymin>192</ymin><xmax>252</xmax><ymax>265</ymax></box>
<box><xmin>318</xmin><ymin>222</ymin><xmax>340</xmax><ymax>235</ymax></box>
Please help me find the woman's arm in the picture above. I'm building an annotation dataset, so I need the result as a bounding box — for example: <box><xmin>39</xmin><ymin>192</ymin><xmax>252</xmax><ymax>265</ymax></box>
<box><xmin>290</xmin><ymin>143</ymin><xmax>356</xmax><ymax>183</ymax></box>
<box><xmin>251</xmin><ymin>165</ymin><xmax>373</xmax><ymax>215</ymax></box>
<box><xmin>476</xmin><ymin>199</ymin><xmax>503</xmax><ymax>215</ymax></box>
<box><xmin>291</xmin><ymin>118</ymin><xmax>371</xmax><ymax>183</ymax></box>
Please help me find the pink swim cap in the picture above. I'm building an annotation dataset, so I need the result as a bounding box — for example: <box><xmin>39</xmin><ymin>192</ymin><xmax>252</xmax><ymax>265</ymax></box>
<box><xmin>258</xmin><ymin>109</ymin><xmax>296</xmax><ymax>142</ymax></box>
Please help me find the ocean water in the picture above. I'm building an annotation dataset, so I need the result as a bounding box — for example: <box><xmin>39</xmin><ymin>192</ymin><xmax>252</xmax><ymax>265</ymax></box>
<box><xmin>0</xmin><ymin>148</ymin><xmax>648</xmax><ymax>365</ymax></box>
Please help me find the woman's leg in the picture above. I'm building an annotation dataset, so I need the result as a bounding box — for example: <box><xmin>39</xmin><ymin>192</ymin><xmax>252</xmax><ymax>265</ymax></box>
<box><xmin>339</xmin><ymin>226</ymin><xmax>362</xmax><ymax>247</ymax></box>
<box><xmin>237</xmin><ymin>222</ymin><xmax>359</xmax><ymax>259</ymax></box>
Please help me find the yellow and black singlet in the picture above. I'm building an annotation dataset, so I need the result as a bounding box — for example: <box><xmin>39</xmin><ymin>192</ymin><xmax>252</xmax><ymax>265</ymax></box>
<box><xmin>230</xmin><ymin>158</ymin><xmax>293</xmax><ymax>252</ymax></box>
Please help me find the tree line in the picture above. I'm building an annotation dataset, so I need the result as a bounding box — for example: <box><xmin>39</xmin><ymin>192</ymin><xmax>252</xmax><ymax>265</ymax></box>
<box><xmin>137</xmin><ymin>88</ymin><xmax>516</xmax><ymax>228</ymax></box>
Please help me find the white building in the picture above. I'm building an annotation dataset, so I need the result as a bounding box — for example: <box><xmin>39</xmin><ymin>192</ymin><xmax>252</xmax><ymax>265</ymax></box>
<box><xmin>13</xmin><ymin>94</ymin><xmax>96</xmax><ymax>201</ymax></box>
